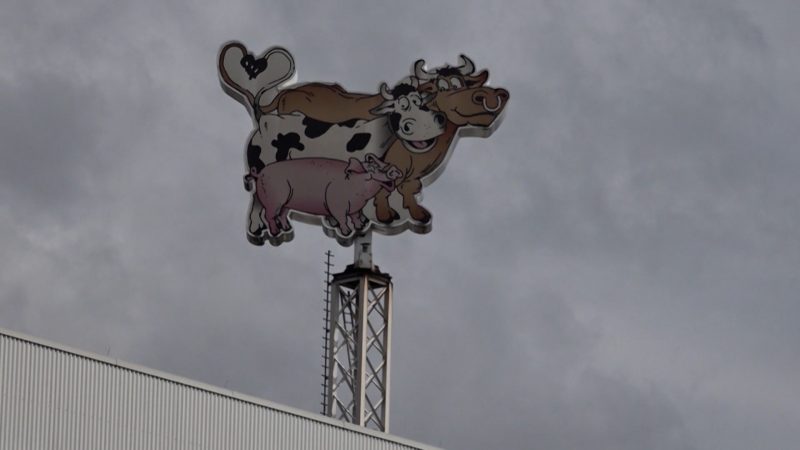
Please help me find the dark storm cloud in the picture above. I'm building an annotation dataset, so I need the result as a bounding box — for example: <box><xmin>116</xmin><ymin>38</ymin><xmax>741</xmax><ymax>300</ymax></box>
<box><xmin>1</xmin><ymin>1</ymin><xmax>798</xmax><ymax>450</ymax></box>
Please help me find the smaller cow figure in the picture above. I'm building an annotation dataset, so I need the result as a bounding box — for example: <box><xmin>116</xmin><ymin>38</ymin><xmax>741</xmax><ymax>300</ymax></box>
<box><xmin>369</xmin><ymin>81</ymin><xmax>445</xmax><ymax>153</ymax></box>
<box><xmin>250</xmin><ymin>154</ymin><xmax>402</xmax><ymax>242</ymax></box>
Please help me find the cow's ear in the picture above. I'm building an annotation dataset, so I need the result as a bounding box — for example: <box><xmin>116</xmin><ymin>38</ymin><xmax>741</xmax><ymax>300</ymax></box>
<box><xmin>419</xmin><ymin>82</ymin><xmax>436</xmax><ymax>94</ymax></box>
<box><xmin>345</xmin><ymin>158</ymin><xmax>366</xmax><ymax>177</ymax></box>
<box><xmin>370</xmin><ymin>100</ymin><xmax>395</xmax><ymax>116</ymax></box>
<box><xmin>466</xmin><ymin>70</ymin><xmax>489</xmax><ymax>87</ymax></box>
<box><xmin>420</xmin><ymin>91</ymin><xmax>434</xmax><ymax>104</ymax></box>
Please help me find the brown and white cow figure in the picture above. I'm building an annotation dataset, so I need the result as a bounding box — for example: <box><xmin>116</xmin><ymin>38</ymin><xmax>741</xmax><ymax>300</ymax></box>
<box><xmin>218</xmin><ymin>42</ymin><xmax>509</xmax><ymax>246</ymax></box>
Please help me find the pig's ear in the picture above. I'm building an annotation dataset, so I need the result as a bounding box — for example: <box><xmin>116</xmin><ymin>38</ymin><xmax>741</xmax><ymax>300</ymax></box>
<box><xmin>345</xmin><ymin>158</ymin><xmax>366</xmax><ymax>178</ymax></box>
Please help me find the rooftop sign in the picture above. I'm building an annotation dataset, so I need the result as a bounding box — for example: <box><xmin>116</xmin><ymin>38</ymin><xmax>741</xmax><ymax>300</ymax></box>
<box><xmin>218</xmin><ymin>42</ymin><xmax>509</xmax><ymax>246</ymax></box>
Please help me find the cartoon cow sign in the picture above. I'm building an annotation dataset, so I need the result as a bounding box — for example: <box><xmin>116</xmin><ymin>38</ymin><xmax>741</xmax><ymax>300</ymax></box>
<box><xmin>218</xmin><ymin>41</ymin><xmax>509</xmax><ymax>246</ymax></box>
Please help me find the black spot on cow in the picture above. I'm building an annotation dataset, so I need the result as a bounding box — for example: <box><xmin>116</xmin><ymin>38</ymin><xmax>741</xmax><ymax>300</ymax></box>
<box><xmin>436</xmin><ymin>67</ymin><xmax>461</xmax><ymax>77</ymax></box>
<box><xmin>247</xmin><ymin>144</ymin><xmax>265</xmax><ymax>172</ymax></box>
<box><xmin>389</xmin><ymin>113</ymin><xmax>401</xmax><ymax>132</ymax></box>
<box><xmin>240</xmin><ymin>55</ymin><xmax>268</xmax><ymax>80</ymax></box>
<box><xmin>271</xmin><ymin>133</ymin><xmax>305</xmax><ymax>161</ymax></box>
<box><xmin>302</xmin><ymin>117</ymin><xmax>333</xmax><ymax>138</ymax></box>
<box><xmin>390</xmin><ymin>83</ymin><xmax>415</xmax><ymax>98</ymax></box>
<box><xmin>338</xmin><ymin>118</ymin><xmax>359</xmax><ymax>128</ymax></box>
<box><xmin>346</xmin><ymin>133</ymin><xmax>371</xmax><ymax>152</ymax></box>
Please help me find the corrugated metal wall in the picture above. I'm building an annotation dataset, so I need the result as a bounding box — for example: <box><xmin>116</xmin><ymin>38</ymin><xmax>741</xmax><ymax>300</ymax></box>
<box><xmin>0</xmin><ymin>328</ymin><xmax>440</xmax><ymax>450</ymax></box>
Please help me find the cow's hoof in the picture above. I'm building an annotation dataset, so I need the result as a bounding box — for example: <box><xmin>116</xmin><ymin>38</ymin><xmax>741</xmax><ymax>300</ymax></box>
<box><xmin>246</xmin><ymin>233</ymin><xmax>266</xmax><ymax>246</ymax></box>
<box><xmin>248</xmin><ymin>223</ymin><xmax>266</xmax><ymax>236</ymax></box>
<box><xmin>409</xmin><ymin>208</ymin><xmax>431</xmax><ymax>224</ymax></box>
<box><xmin>376</xmin><ymin>208</ymin><xmax>398</xmax><ymax>224</ymax></box>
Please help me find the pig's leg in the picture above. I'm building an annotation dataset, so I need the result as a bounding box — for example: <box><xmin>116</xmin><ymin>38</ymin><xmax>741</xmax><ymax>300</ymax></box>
<box><xmin>331</xmin><ymin>209</ymin><xmax>352</xmax><ymax>236</ymax></box>
<box><xmin>264</xmin><ymin>213</ymin><xmax>281</xmax><ymax>236</ymax></box>
<box><xmin>398</xmin><ymin>179</ymin><xmax>431</xmax><ymax>223</ymax></box>
<box><xmin>336</xmin><ymin>215</ymin><xmax>352</xmax><ymax>236</ymax></box>
<box><xmin>277</xmin><ymin>208</ymin><xmax>292</xmax><ymax>231</ymax></box>
<box><xmin>258</xmin><ymin>178</ymin><xmax>290</xmax><ymax>236</ymax></box>
<box><xmin>350</xmin><ymin>211</ymin><xmax>366</xmax><ymax>230</ymax></box>
<box><xmin>325</xmin><ymin>195</ymin><xmax>353</xmax><ymax>236</ymax></box>
<box><xmin>373</xmin><ymin>188</ymin><xmax>399</xmax><ymax>224</ymax></box>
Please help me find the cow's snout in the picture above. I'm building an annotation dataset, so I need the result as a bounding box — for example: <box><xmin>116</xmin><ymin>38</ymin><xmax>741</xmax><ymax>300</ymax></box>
<box><xmin>496</xmin><ymin>89</ymin><xmax>510</xmax><ymax>102</ymax></box>
<box><xmin>473</xmin><ymin>88</ymin><xmax>507</xmax><ymax>112</ymax></box>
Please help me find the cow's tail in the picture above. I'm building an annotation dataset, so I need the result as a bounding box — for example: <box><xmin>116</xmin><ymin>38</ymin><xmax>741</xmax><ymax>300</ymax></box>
<box><xmin>218</xmin><ymin>42</ymin><xmax>295</xmax><ymax>120</ymax></box>
<box><xmin>218</xmin><ymin>42</ymin><xmax>257</xmax><ymax>107</ymax></box>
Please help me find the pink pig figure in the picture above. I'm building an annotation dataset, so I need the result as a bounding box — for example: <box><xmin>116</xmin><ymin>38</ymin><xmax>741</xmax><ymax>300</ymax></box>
<box><xmin>254</xmin><ymin>154</ymin><xmax>403</xmax><ymax>237</ymax></box>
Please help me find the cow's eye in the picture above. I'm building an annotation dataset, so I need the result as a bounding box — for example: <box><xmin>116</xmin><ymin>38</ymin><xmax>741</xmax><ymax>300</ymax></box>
<box><xmin>410</xmin><ymin>96</ymin><xmax>421</xmax><ymax>106</ymax></box>
<box><xmin>450</xmin><ymin>77</ymin><xmax>463</xmax><ymax>89</ymax></box>
<box><xmin>437</xmin><ymin>79</ymin><xmax>450</xmax><ymax>91</ymax></box>
<box><xmin>398</xmin><ymin>97</ymin><xmax>410</xmax><ymax>110</ymax></box>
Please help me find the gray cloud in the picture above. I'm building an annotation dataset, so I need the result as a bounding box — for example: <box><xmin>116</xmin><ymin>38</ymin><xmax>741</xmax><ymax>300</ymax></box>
<box><xmin>1</xmin><ymin>1</ymin><xmax>799</xmax><ymax>449</ymax></box>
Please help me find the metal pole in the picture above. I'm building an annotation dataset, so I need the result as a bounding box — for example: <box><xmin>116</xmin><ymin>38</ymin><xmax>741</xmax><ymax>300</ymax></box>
<box><xmin>354</xmin><ymin>275</ymin><xmax>369</xmax><ymax>425</ymax></box>
<box><xmin>321</xmin><ymin>251</ymin><xmax>334</xmax><ymax>414</ymax></box>
<box><xmin>322</xmin><ymin>231</ymin><xmax>392</xmax><ymax>432</ymax></box>
<box><xmin>353</xmin><ymin>231</ymin><xmax>373</xmax><ymax>270</ymax></box>
<box><xmin>382</xmin><ymin>280</ymin><xmax>393</xmax><ymax>433</ymax></box>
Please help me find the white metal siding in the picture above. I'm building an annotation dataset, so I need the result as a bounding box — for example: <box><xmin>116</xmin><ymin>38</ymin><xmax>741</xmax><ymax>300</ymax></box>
<box><xmin>0</xmin><ymin>328</ymin><xmax>440</xmax><ymax>450</ymax></box>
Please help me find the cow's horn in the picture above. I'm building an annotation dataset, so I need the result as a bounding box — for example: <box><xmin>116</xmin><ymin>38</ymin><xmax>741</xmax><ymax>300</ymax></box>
<box><xmin>414</xmin><ymin>59</ymin><xmax>435</xmax><ymax>81</ymax></box>
<box><xmin>379</xmin><ymin>82</ymin><xmax>394</xmax><ymax>100</ymax></box>
<box><xmin>456</xmin><ymin>54</ymin><xmax>475</xmax><ymax>75</ymax></box>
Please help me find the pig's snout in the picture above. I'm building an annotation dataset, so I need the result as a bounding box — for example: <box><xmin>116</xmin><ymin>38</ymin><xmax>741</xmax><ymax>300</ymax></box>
<box><xmin>387</xmin><ymin>167</ymin><xmax>402</xmax><ymax>180</ymax></box>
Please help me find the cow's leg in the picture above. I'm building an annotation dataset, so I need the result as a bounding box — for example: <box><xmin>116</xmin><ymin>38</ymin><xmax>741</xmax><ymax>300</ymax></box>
<box><xmin>398</xmin><ymin>179</ymin><xmax>431</xmax><ymax>223</ymax></box>
<box><xmin>325</xmin><ymin>216</ymin><xmax>339</xmax><ymax>228</ymax></box>
<box><xmin>248</xmin><ymin>197</ymin><xmax>267</xmax><ymax>235</ymax></box>
<box><xmin>373</xmin><ymin>188</ymin><xmax>400</xmax><ymax>224</ymax></box>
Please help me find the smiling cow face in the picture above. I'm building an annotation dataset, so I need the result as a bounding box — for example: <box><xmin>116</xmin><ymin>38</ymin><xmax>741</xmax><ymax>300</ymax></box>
<box><xmin>426</xmin><ymin>84</ymin><xmax>509</xmax><ymax>128</ymax></box>
<box><xmin>370</xmin><ymin>82</ymin><xmax>446</xmax><ymax>153</ymax></box>
<box><xmin>415</xmin><ymin>55</ymin><xmax>508</xmax><ymax>129</ymax></box>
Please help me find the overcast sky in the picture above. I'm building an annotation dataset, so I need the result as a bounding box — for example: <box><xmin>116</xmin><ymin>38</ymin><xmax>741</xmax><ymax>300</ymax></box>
<box><xmin>2</xmin><ymin>1</ymin><xmax>799</xmax><ymax>449</ymax></box>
